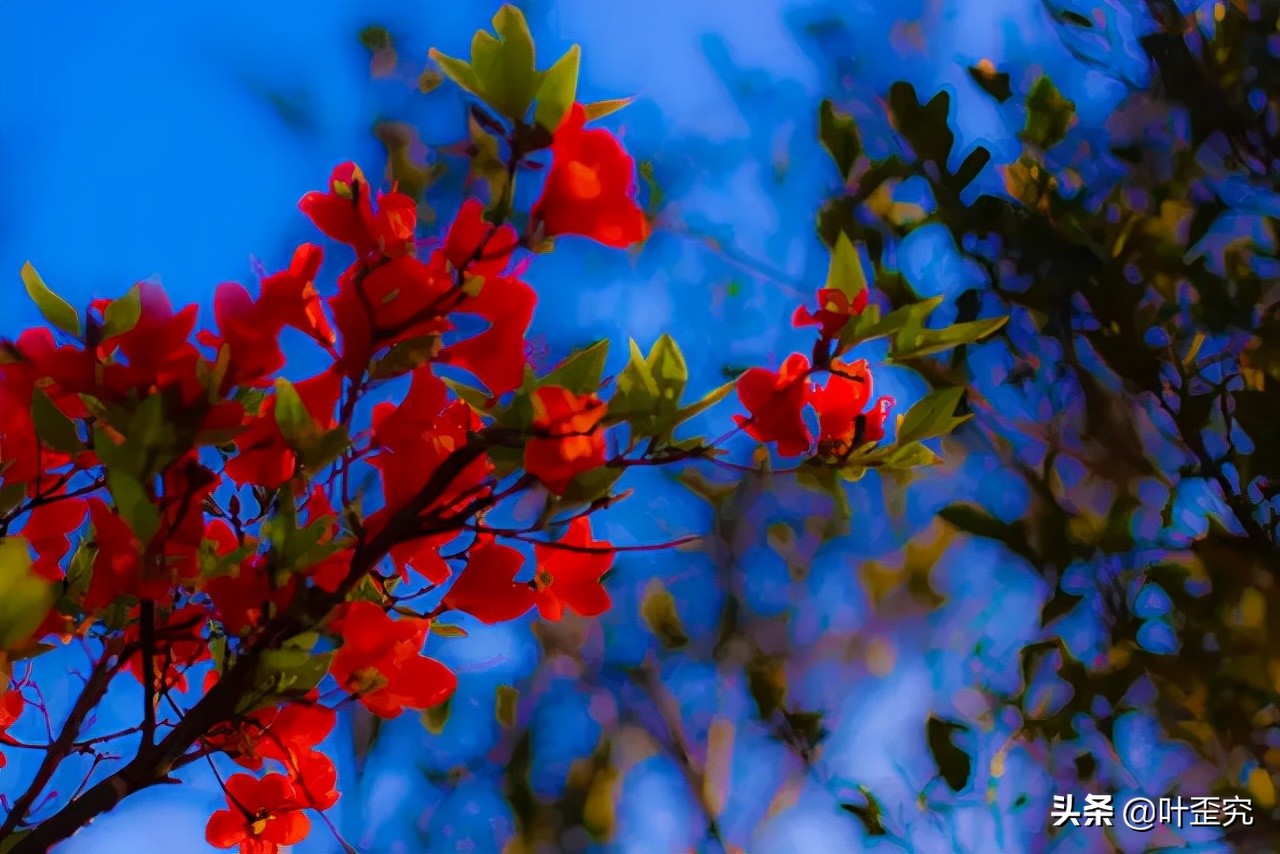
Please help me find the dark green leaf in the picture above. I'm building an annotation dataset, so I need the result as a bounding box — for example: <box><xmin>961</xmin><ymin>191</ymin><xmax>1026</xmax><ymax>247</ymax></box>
<box><xmin>926</xmin><ymin>715</ymin><xmax>972</xmax><ymax>791</ymax></box>
<box><xmin>819</xmin><ymin>99</ymin><xmax>861</xmax><ymax>179</ymax></box>
<box><xmin>967</xmin><ymin>63</ymin><xmax>1013</xmax><ymax>103</ymax></box>
<box><xmin>422</xmin><ymin>695</ymin><xmax>452</xmax><ymax>734</ymax></box>
<box><xmin>31</xmin><ymin>388</ymin><xmax>82</xmax><ymax>453</ymax></box>
<box><xmin>105</xmin><ymin>468</ymin><xmax>160</xmax><ymax>544</ymax></box>
<box><xmin>640</xmin><ymin>579</ymin><xmax>688</xmax><ymax>649</ymax></box>
<box><xmin>495</xmin><ymin>684</ymin><xmax>519</xmax><ymax>728</ymax></box>
<box><xmin>746</xmin><ymin>655</ymin><xmax>787</xmax><ymax>719</ymax></box>
<box><xmin>1021</xmin><ymin>75</ymin><xmax>1076</xmax><ymax>149</ymax></box>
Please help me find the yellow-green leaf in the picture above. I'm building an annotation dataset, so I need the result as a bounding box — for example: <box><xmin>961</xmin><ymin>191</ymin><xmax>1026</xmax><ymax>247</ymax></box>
<box><xmin>0</xmin><ymin>537</ymin><xmax>57</xmax><ymax>650</ymax></box>
<box><xmin>21</xmin><ymin>262</ymin><xmax>80</xmax><ymax>336</ymax></box>
<box><xmin>640</xmin><ymin>578</ymin><xmax>688</xmax><ymax>649</ymax></box>
<box><xmin>534</xmin><ymin>44</ymin><xmax>580</xmax><ymax>131</ymax></box>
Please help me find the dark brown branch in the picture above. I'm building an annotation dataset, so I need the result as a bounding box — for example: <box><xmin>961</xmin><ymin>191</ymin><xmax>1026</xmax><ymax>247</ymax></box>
<box><xmin>0</xmin><ymin>641</ymin><xmax>121</xmax><ymax>840</ymax></box>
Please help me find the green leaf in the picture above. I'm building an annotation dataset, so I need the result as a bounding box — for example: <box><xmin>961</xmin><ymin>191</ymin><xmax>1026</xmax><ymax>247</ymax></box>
<box><xmin>967</xmin><ymin>62</ymin><xmax>1013</xmax><ymax>103</ymax></box>
<box><xmin>825</xmin><ymin>233</ymin><xmax>867</xmax><ymax>303</ymax></box>
<box><xmin>582</xmin><ymin>97</ymin><xmax>634</xmax><ymax>121</ymax></box>
<box><xmin>443</xmin><ymin>377</ymin><xmax>493</xmax><ymax>413</ymax></box>
<box><xmin>819</xmin><ymin>99</ymin><xmax>861</xmax><ymax>180</ymax></box>
<box><xmin>495</xmin><ymin>684</ymin><xmax>519</xmax><ymax>728</ymax></box>
<box><xmin>895</xmin><ymin>386</ymin><xmax>969</xmax><ymax>446</ymax></box>
<box><xmin>105</xmin><ymin>467</ymin><xmax>160</xmax><ymax>544</ymax></box>
<box><xmin>428</xmin><ymin>49</ymin><xmax>482</xmax><ymax>98</ymax></box>
<box><xmin>239</xmin><ymin>645</ymin><xmax>334</xmax><ymax>714</ymax></box>
<box><xmin>558</xmin><ymin>465</ymin><xmax>625</xmax><ymax>506</ymax></box>
<box><xmin>936</xmin><ymin>503</ymin><xmax>1042</xmax><ymax>570</ymax></box>
<box><xmin>840</xmin><ymin>786</ymin><xmax>888</xmax><ymax>836</ymax></box>
<box><xmin>673</xmin><ymin>379</ymin><xmax>735</xmax><ymax>424</ymax></box>
<box><xmin>101</xmin><ymin>285</ymin><xmax>142</xmax><ymax>339</ymax></box>
<box><xmin>1021</xmin><ymin>75</ymin><xmax>1076</xmax><ymax>150</ymax></box>
<box><xmin>466</xmin><ymin>111</ymin><xmax>510</xmax><ymax>217</ymax></box>
<box><xmin>745</xmin><ymin>655</ymin><xmax>787</xmax><ymax>719</ymax></box>
<box><xmin>273</xmin><ymin>378</ymin><xmax>317</xmax><ymax>450</ymax></box>
<box><xmin>608</xmin><ymin>339</ymin><xmax>661</xmax><ymax>424</ymax></box>
<box><xmin>926</xmin><ymin>715</ymin><xmax>972</xmax><ymax>791</ymax></box>
<box><xmin>891</xmin><ymin>316</ymin><xmax>1008</xmax><ymax>360</ymax></box>
<box><xmin>0</xmin><ymin>537</ymin><xmax>57</xmax><ymax>650</ymax></box>
<box><xmin>422</xmin><ymin>696</ymin><xmax>452</xmax><ymax>734</ymax></box>
<box><xmin>473</xmin><ymin>5</ymin><xmax>538</xmax><ymax>121</ymax></box>
<box><xmin>31</xmin><ymin>388</ymin><xmax>83</xmax><ymax>454</ymax></box>
<box><xmin>882</xmin><ymin>441</ymin><xmax>941</xmax><ymax>469</ymax></box>
<box><xmin>840</xmin><ymin>296</ymin><xmax>943</xmax><ymax>352</ymax></box>
<box><xmin>887</xmin><ymin>82</ymin><xmax>954</xmax><ymax>168</ymax></box>
<box><xmin>125</xmin><ymin>394</ymin><xmax>173</xmax><ymax>474</ymax></box>
<box><xmin>646</xmin><ymin>334</ymin><xmax>688</xmax><ymax>415</ymax></box>
<box><xmin>640</xmin><ymin>578</ymin><xmax>688</xmax><ymax>649</ymax></box>
<box><xmin>21</xmin><ymin>262</ymin><xmax>80</xmax><ymax>337</ymax></box>
<box><xmin>608</xmin><ymin>336</ymin><xmax>692</xmax><ymax>439</ymax></box>
<box><xmin>541</xmin><ymin>338</ymin><xmax>608</xmax><ymax>394</ymax></box>
<box><xmin>368</xmin><ymin>335</ymin><xmax>441</xmax><ymax>381</ymax></box>
<box><xmin>534</xmin><ymin>45</ymin><xmax>580</xmax><ymax>131</ymax></box>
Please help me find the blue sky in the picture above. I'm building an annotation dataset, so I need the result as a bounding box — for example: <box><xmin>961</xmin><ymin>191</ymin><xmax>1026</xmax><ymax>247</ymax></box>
<box><xmin>0</xmin><ymin>1</ymin><xmax>1232</xmax><ymax>852</ymax></box>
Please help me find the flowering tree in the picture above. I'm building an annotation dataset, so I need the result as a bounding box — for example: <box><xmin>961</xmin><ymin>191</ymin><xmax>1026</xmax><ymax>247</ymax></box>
<box><xmin>0</xmin><ymin>7</ymin><xmax>1005</xmax><ymax>853</ymax></box>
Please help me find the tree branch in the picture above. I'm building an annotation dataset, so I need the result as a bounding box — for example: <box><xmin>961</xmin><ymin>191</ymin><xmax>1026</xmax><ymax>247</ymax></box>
<box><xmin>0</xmin><ymin>641</ymin><xmax>122</xmax><ymax>840</ymax></box>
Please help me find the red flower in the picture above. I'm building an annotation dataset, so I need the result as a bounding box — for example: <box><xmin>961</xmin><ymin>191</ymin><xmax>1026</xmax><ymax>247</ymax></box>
<box><xmin>205</xmin><ymin>773</ymin><xmax>310</xmax><ymax>853</ymax></box>
<box><xmin>531</xmin><ymin>517</ymin><xmax>613</xmax><ymax>621</ymax></box>
<box><xmin>327</xmin><ymin>254</ymin><xmax>453</xmax><ymax>379</ymax></box>
<box><xmin>259</xmin><ymin>244</ymin><xmax>335</xmax><ymax>349</ymax></box>
<box><xmin>809</xmin><ymin>360</ymin><xmax>894</xmax><ymax>455</ymax></box>
<box><xmin>444</xmin><ymin>199</ymin><xmax>519</xmax><ymax>277</ymax></box>
<box><xmin>733</xmin><ymin>354</ymin><xmax>813</xmax><ymax>457</ymax></box>
<box><xmin>224</xmin><ymin>369</ymin><xmax>343</xmax><ymax>489</ymax></box>
<box><xmin>203</xmin><ymin>245</ymin><xmax>336</xmax><ymax>391</ymax></box>
<box><xmin>439</xmin><ymin>274</ymin><xmax>536</xmax><ymax>398</ymax></box>
<box><xmin>289</xmin><ymin>748</ymin><xmax>339</xmax><ymax>811</ymax></box>
<box><xmin>524</xmin><ymin>386</ymin><xmax>608</xmax><ymax>495</ymax></box>
<box><xmin>442</xmin><ymin>536</ymin><xmax>534</xmax><ymax>624</ymax></box>
<box><xmin>83</xmin><ymin>498</ymin><xmax>158</xmax><ymax>610</ymax></box>
<box><xmin>298</xmin><ymin>163</ymin><xmax>417</xmax><ymax>261</ymax></box>
<box><xmin>368</xmin><ymin>369</ymin><xmax>492</xmax><ymax>528</ymax></box>
<box><xmin>0</xmin><ymin>688</ymin><xmax>23</xmax><ymax>769</ymax></box>
<box><xmin>792</xmin><ymin>287</ymin><xmax>868</xmax><ymax>341</ymax></box>
<box><xmin>156</xmin><ymin>455</ymin><xmax>220</xmax><ymax>581</ymax></box>
<box><xmin>205</xmin><ymin>553</ymin><xmax>297</xmax><ymax>636</ymax></box>
<box><xmin>329</xmin><ymin>601</ymin><xmax>456</xmax><ymax>718</ymax></box>
<box><xmin>21</xmin><ymin>499</ymin><xmax>87</xmax><ymax>581</ymax></box>
<box><xmin>531</xmin><ymin>104</ymin><xmax>649</xmax><ymax>249</ymax></box>
<box><xmin>205</xmin><ymin>689</ymin><xmax>336</xmax><ymax>792</ymax></box>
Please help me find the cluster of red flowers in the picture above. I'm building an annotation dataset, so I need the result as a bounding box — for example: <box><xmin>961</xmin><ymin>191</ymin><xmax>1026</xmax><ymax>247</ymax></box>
<box><xmin>735</xmin><ymin>287</ymin><xmax>894</xmax><ymax>459</ymax></box>
<box><xmin>0</xmin><ymin>77</ymin><xmax>898</xmax><ymax>851</ymax></box>
<box><xmin>0</xmin><ymin>99</ymin><xmax>650</xmax><ymax>853</ymax></box>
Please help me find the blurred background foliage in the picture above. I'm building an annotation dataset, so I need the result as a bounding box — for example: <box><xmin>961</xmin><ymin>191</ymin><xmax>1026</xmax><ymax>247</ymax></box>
<box><xmin>4</xmin><ymin>0</ymin><xmax>1280</xmax><ymax>852</ymax></box>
